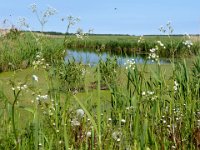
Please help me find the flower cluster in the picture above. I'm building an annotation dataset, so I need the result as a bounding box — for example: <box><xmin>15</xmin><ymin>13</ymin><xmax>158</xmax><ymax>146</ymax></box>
<box><xmin>138</xmin><ymin>35</ymin><xmax>144</xmax><ymax>43</ymax></box>
<box><xmin>159</xmin><ymin>26</ymin><xmax>166</xmax><ymax>33</ymax></box>
<box><xmin>148</xmin><ymin>47</ymin><xmax>159</xmax><ymax>62</ymax></box>
<box><xmin>45</xmin><ymin>99</ymin><xmax>57</xmax><ymax>116</ymax></box>
<box><xmin>71</xmin><ymin>109</ymin><xmax>85</xmax><ymax>127</ymax></box>
<box><xmin>141</xmin><ymin>90</ymin><xmax>158</xmax><ymax>101</ymax></box>
<box><xmin>75</xmin><ymin>31</ymin><xmax>88</xmax><ymax>40</ymax></box>
<box><xmin>174</xmin><ymin>80</ymin><xmax>179</xmax><ymax>92</ymax></box>
<box><xmin>159</xmin><ymin>21</ymin><xmax>174</xmax><ymax>34</ymax></box>
<box><xmin>157</xmin><ymin>41</ymin><xmax>166</xmax><ymax>49</ymax></box>
<box><xmin>75</xmin><ymin>33</ymin><xmax>85</xmax><ymax>39</ymax></box>
<box><xmin>18</xmin><ymin>17</ymin><xmax>29</xmax><ymax>28</ymax></box>
<box><xmin>124</xmin><ymin>59</ymin><xmax>136</xmax><ymax>70</ymax></box>
<box><xmin>36</xmin><ymin>94</ymin><xmax>48</xmax><ymax>101</ymax></box>
<box><xmin>76</xmin><ymin>108</ymin><xmax>85</xmax><ymax>118</ymax></box>
<box><xmin>32</xmin><ymin>52</ymin><xmax>49</xmax><ymax>69</ymax></box>
<box><xmin>30</xmin><ymin>3</ymin><xmax>37</xmax><ymax>13</ymax></box>
<box><xmin>12</xmin><ymin>84</ymin><xmax>28</xmax><ymax>91</ymax></box>
<box><xmin>142</xmin><ymin>91</ymin><xmax>154</xmax><ymax>96</ymax></box>
<box><xmin>29</xmin><ymin>3</ymin><xmax>57</xmax><ymax>31</ymax></box>
<box><xmin>112</xmin><ymin>131</ymin><xmax>122</xmax><ymax>142</ymax></box>
<box><xmin>32</xmin><ymin>52</ymin><xmax>44</xmax><ymax>68</ymax></box>
<box><xmin>71</xmin><ymin>118</ymin><xmax>81</xmax><ymax>126</ymax></box>
<box><xmin>43</xmin><ymin>6</ymin><xmax>57</xmax><ymax>17</ymax></box>
<box><xmin>183</xmin><ymin>40</ymin><xmax>193</xmax><ymax>48</ymax></box>
<box><xmin>81</xmin><ymin>68</ymin><xmax>86</xmax><ymax>76</ymax></box>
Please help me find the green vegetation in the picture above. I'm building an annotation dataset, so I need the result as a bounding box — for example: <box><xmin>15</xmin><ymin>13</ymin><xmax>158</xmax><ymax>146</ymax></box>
<box><xmin>0</xmin><ymin>4</ymin><xmax>200</xmax><ymax>150</ymax></box>
<box><xmin>1</xmin><ymin>30</ymin><xmax>199</xmax><ymax>73</ymax></box>
<box><xmin>64</xmin><ymin>34</ymin><xmax>200</xmax><ymax>57</ymax></box>
<box><xmin>0</xmin><ymin>52</ymin><xmax>200</xmax><ymax>149</ymax></box>
<box><xmin>0</xmin><ymin>31</ymin><xmax>65</xmax><ymax>72</ymax></box>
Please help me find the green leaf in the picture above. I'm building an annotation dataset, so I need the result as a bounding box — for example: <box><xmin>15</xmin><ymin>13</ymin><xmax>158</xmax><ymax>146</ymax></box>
<box><xmin>18</xmin><ymin>105</ymin><xmax>34</xmax><ymax>114</ymax></box>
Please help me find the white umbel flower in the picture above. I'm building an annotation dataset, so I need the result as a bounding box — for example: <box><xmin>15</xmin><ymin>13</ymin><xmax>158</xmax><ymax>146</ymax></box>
<box><xmin>76</xmin><ymin>109</ymin><xmax>85</xmax><ymax>118</ymax></box>
<box><xmin>32</xmin><ymin>75</ymin><xmax>38</xmax><ymax>82</ymax></box>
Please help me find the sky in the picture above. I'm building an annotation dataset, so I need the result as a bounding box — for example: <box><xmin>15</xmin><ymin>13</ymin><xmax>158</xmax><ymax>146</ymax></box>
<box><xmin>0</xmin><ymin>0</ymin><xmax>199</xmax><ymax>35</ymax></box>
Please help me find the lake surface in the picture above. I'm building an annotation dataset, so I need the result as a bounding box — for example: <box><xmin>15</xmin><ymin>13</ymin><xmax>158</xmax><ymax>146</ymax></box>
<box><xmin>65</xmin><ymin>49</ymin><xmax>170</xmax><ymax>66</ymax></box>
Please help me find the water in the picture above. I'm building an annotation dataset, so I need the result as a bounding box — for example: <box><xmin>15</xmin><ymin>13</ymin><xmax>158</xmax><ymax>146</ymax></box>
<box><xmin>65</xmin><ymin>49</ymin><xmax>170</xmax><ymax>65</ymax></box>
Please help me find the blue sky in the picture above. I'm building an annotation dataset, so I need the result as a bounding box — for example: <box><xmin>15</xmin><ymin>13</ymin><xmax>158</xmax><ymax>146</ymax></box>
<box><xmin>0</xmin><ymin>0</ymin><xmax>199</xmax><ymax>35</ymax></box>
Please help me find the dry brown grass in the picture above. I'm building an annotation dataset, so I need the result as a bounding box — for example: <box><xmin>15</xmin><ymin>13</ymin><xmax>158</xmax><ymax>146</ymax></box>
<box><xmin>0</xmin><ymin>28</ymin><xmax>10</xmax><ymax>37</ymax></box>
<box><xmin>191</xmin><ymin>35</ymin><xmax>200</xmax><ymax>42</ymax></box>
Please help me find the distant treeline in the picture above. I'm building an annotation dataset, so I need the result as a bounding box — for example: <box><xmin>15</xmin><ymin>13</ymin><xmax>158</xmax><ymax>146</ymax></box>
<box><xmin>23</xmin><ymin>30</ymin><xmax>200</xmax><ymax>37</ymax></box>
<box><xmin>143</xmin><ymin>34</ymin><xmax>200</xmax><ymax>36</ymax></box>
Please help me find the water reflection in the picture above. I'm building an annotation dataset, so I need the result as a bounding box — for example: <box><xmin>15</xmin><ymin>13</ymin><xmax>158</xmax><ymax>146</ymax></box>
<box><xmin>65</xmin><ymin>49</ymin><xmax>169</xmax><ymax>65</ymax></box>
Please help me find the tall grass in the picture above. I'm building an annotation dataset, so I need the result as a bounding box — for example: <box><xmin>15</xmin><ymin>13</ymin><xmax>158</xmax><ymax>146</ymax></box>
<box><xmin>0</xmin><ymin>30</ymin><xmax>199</xmax><ymax>73</ymax></box>
<box><xmin>0</xmin><ymin>31</ymin><xmax>65</xmax><ymax>72</ymax></box>
<box><xmin>65</xmin><ymin>35</ymin><xmax>200</xmax><ymax>57</ymax></box>
<box><xmin>0</xmin><ymin>4</ymin><xmax>200</xmax><ymax>149</ymax></box>
<box><xmin>0</xmin><ymin>49</ymin><xmax>199</xmax><ymax>149</ymax></box>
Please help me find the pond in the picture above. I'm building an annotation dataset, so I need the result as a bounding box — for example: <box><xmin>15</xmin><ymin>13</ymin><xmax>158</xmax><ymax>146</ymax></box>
<box><xmin>65</xmin><ymin>49</ymin><xmax>170</xmax><ymax>66</ymax></box>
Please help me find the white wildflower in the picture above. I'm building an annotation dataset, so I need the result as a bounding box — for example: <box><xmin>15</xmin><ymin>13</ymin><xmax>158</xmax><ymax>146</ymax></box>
<box><xmin>36</xmin><ymin>94</ymin><xmax>48</xmax><ymax>101</ymax></box>
<box><xmin>183</xmin><ymin>40</ymin><xmax>193</xmax><ymax>48</ymax></box>
<box><xmin>21</xmin><ymin>84</ymin><xmax>28</xmax><ymax>90</ymax></box>
<box><xmin>75</xmin><ymin>33</ymin><xmax>83</xmax><ymax>39</ymax></box>
<box><xmin>40</xmin><ymin>95</ymin><xmax>48</xmax><ymax>100</ymax></box>
<box><xmin>30</xmin><ymin>3</ymin><xmax>37</xmax><ymax>13</ymax></box>
<box><xmin>86</xmin><ymin>131</ymin><xmax>91</xmax><ymax>138</ymax></box>
<box><xmin>36</xmin><ymin>55</ymin><xmax>40</xmax><ymax>58</ymax></box>
<box><xmin>112</xmin><ymin>131</ymin><xmax>122</xmax><ymax>142</ymax></box>
<box><xmin>76</xmin><ymin>109</ymin><xmax>84</xmax><ymax>118</ymax></box>
<box><xmin>108</xmin><ymin>118</ymin><xmax>112</xmax><ymax>121</ymax></box>
<box><xmin>157</xmin><ymin>41</ymin><xmax>165</xmax><ymax>47</ymax></box>
<box><xmin>71</xmin><ymin>119</ymin><xmax>80</xmax><ymax>126</ymax></box>
<box><xmin>138</xmin><ymin>35</ymin><xmax>144</xmax><ymax>43</ymax></box>
<box><xmin>174</xmin><ymin>80</ymin><xmax>179</xmax><ymax>92</ymax></box>
<box><xmin>147</xmin><ymin>91</ymin><xmax>154</xmax><ymax>95</ymax></box>
<box><xmin>172</xmin><ymin>145</ymin><xmax>176</xmax><ymax>149</ymax></box>
<box><xmin>124</xmin><ymin>59</ymin><xmax>136</xmax><ymax>70</ymax></box>
<box><xmin>121</xmin><ymin>119</ymin><xmax>126</xmax><ymax>123</ymax></box>
<box><xmin>81</xmin><ymin>68</ymin><xmax>86</xmax><ymax>76</ymax></box>
<box><xmin>150</xmin><ymin>48</ymin><xmax>156</xmax><ymax>53</ymax></box>
<box><xmin>142</xmin><ymin>91</ymin><xmax>146</xmax><ymax>96</ymax></box>
<box><xmin>148</xmin><ymin>48</ymin><xmax>159</xmax><ymax>62</ymax></box>
<box><xmin>32</xmin><ymin>75</ymin><xmax>38</xmax><ymax>82</ymax></box>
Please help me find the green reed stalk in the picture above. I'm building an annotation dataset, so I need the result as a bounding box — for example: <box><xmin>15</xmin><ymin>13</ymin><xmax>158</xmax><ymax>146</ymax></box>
<box><xmin>11</xmin><ymin>89</ymin><xmax>22</xmax><ymax>149</ymax></box>
<box><xmin>97</xmin><ymin>63</ymin><xmax>102</xmax><ymax>149</ymax></box>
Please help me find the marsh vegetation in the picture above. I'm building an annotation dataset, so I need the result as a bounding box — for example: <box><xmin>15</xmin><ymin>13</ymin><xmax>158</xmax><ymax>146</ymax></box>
<box><xmin>0</xmin><ymin>4</ymin><xmax>200</xmax><ymax>150</ymax></box>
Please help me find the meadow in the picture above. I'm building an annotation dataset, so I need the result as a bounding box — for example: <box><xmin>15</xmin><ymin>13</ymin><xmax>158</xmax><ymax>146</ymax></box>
<box><xmin>0</xmin><ymin>27</ymin><xmax>199</xmax><ymax>150</ymax></box>
<box><xmin>0</xmin><ymin>5</ymin><xmax>200</xmax><ymax>150</ymax></box>
<box><xmin>0</xmin><ymin>30</ymin><xmax>199</xmax><ymax>73</ymax></box>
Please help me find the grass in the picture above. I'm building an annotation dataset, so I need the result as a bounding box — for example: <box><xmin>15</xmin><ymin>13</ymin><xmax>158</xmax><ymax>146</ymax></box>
<box><xmin>0</xmin><ymin>18</ymin><xmax>200</xmax><ymax>149</ymax></box>
<box><xmin>1</xmin><ymin>31</ymin><xmax>199</xmax><ymax>73</ymax></box>
<box><xmin>0</xmin><ymin>54</ymin><xmax>199</xmax><ymax>149</ymax></box>
<box><xmin>0</xmin><ymin>31</ymin><xmax>65</xmax><ymax>72</ymax></box>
